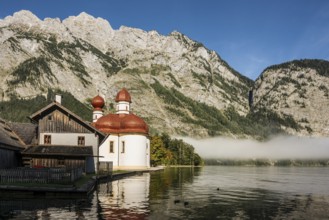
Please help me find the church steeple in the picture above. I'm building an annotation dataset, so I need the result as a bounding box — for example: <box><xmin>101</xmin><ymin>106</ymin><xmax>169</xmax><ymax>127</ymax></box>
<box><xmin>115</xmin><ymin>88</ymin><xmax>131</xmax><ymax>114</ymax></box>
<box><xmin>91</xmin><ymin>94</ymin><xmax>105</xmax><ymax>122</ymax></box>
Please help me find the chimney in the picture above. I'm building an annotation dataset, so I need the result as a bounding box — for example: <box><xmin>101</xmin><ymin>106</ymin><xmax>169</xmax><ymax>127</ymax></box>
<box><xmin>55</xmin><ymin>95</ymin><xmax>62</xmax><ymax>104</ymax></box>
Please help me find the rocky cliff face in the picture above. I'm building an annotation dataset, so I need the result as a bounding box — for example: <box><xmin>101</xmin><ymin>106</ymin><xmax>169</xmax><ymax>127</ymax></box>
<box><xmin>2</xmin><ymin>11</ymin><xmax>329</xmax><ymax>138</ymax></box>
<box><xmin>253</xmin><ymin>59</ymin><xmax>329</xmax><ymax>137</ymax></box>
<box><xmin>0</xmin><ymin>10</ymin><xmax>252</xmax><ymax>137</ymax></box>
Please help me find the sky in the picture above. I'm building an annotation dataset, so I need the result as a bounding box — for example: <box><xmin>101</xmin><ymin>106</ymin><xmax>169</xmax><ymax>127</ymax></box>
<box><xmin>1</xmin><ymin>0</ymin><xmax>329</xmax><ymax>80</ymax></box>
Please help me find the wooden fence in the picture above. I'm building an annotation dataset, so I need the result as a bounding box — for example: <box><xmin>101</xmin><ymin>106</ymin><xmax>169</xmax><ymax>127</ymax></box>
<box><xmin>0</xmin><ymin>167</ymin><xmax>83</xmax><ymax>184</ymax></box>
<box><xmin>98</xmin><ymin>161</ymin><xmax>113</xmax><ymax>176</ymax></box>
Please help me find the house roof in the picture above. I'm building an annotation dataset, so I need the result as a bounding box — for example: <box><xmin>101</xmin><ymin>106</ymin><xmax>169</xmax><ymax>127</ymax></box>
<box><xmin>29</xmin><ymin>101</ymin><xmax>105</xmax><ymax>137</ymax></box>
<box><xmin>22</xmin><ymin>145</ymin><xmax>93</xmax><ymax>157</ymax></box>
<box><xmin>0</xmin><ymin>118</ymin><xmax>25</xmax><ymax>151</ymax></box>
<box><xmin>8</xmin><ymin>122</ymin><xmax>37</xmax><ymax>145</ymax></box>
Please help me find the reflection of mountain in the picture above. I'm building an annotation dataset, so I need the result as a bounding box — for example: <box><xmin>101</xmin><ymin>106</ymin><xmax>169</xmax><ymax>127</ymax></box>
<box><xmin>147</xmin><ymin>167</ymin><xmax>329</xmax><ymax>219</ymax></box>
<box><xmin>149</xmin><ymin>167</ymin><xmax>201</xmax><ymax>199</ymax></box>
<box><xmin>183</xmin><ymin>188</ymin><xmax>329</xmax><ymax>219</ymax></box>
<box><xmin>97</xmin><ymin>173</ymin><xmax>150</xmax><ymax>219</ymax></box>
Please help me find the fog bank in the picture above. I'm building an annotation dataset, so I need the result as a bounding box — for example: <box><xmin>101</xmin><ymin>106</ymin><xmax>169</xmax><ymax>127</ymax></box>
<box><xmin>181</xmin><ymin>136</ymin><xmax>329</xmax><ymax>159</ymax></box>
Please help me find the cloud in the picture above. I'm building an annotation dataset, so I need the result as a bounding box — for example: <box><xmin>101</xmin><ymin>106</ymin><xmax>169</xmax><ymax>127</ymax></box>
<box><xmin>181</xmin><ymin>136</ymin><xmax>329</xmax><ymax>160</ymax></box>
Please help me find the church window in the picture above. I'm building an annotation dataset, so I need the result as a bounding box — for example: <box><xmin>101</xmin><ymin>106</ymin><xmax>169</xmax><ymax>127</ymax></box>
<box><xmin>44</xmin><ymin>135</ymin><xmax>51</xmax><ymax>144</ymax></box>
<box><xmin>121</xmin><ymin>141</ymin><xmax>125</xmax><ymax>153</ymax></box>
<box><xmin>109</xmin><ymin>141</ymin><xmax>114</xmax><ymax>153</ymax></box>
<box><xmin>78</xmin><ymin>136</ymin><xmax>85</xmax><ymax>146</ymax></box>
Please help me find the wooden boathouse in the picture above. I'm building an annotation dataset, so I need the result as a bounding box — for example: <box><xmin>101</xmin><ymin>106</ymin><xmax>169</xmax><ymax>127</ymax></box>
<box><xmin>22</xmin><ymin>100</ymin><xmax>106</xmax><ymax>173</ymax></box>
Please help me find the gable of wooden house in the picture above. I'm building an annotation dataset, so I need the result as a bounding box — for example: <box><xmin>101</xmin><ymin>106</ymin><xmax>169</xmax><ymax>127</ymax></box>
<box><xmin>23</xmin><ymin>101</ymin><xmax>106</xmax><ymax>173</ymax></box>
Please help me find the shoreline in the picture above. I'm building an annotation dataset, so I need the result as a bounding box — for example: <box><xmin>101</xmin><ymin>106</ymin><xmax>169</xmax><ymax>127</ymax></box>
<box><xmin>0</xmin><ymin>167</ymin><xmax>164</xmax><ymax>196</ymax></box>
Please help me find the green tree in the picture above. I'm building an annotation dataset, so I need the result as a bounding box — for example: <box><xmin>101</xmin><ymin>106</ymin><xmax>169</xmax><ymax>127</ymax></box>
<box><xmin>150</xmin><ymin>136</ymin><xmax>172</xmax><ymax>166</ymax></box>
<box><xmin>150</xmin><ymin>133</ymin><xmax>203</xmax><ymax>167</ymax></box>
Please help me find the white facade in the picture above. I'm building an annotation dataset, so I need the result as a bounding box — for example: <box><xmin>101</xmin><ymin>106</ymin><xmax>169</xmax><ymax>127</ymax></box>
<box><xmin>93</xmin><ymin>110</ymin><xmax>103</xmax><ymax>123</ymax></box>
<box><xmin>40</xmin><ymin>132</ymin><xmax>99</xmax><ymax>173</ymax></box>
<box><xmin>39</xmin><ymin>133</ymin><xmax>98</xmax><ymax>147</ymax></box>
<box><xmin>116</xmin><ymin>101</ymin><xmax>130</xmax><ymax>114</ymax></box>
<box><xmin>99</xmin><ymin>134</ymin><xmax>150</xmax><ymax>170</ymax></box>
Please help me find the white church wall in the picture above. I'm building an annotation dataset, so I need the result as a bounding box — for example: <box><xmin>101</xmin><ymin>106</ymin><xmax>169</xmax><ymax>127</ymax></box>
<box><xmin>99</xmin><ymin>135</ymin><xmax>119</xmax><ymax>166</ymax></box>
<box><xmin>99</xmin><ymin>134</ymin><xmax>149</xmax><ymax>170</ymax></box>
<box><xmin>119</xmin><ymin>134</ymin><xmax>149</xmax><ymax>168</ymax></box>
<box><xmin>147</xmin><ymin>138</ymin><xmax>150</xmax><ymax>168</ymax></box>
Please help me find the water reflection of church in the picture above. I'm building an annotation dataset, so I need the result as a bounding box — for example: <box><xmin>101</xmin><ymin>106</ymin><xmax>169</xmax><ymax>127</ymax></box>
<box><xmin>97</xmin><ymin>173</ymin><xmax>150</xmax><ymax>219</ymax></box>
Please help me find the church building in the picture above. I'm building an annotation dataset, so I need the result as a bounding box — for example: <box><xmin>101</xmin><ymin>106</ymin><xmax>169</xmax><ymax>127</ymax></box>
<box><xmin>91</xmin><ymin>88</ymin><xmax>150</xmax><ymax>170</ymax></box>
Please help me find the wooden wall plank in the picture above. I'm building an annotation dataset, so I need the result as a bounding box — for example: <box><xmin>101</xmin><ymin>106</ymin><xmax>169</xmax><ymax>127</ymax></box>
<box><xmin>39</xmin><ymin>110</ymin><xmax>91</xmax><ymax>134</ymax></box>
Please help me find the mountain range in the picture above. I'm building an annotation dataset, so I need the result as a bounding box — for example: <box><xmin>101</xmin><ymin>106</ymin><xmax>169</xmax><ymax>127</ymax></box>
<box><xmin>0</xmin><ymin>10</ymin><xmax>328</xmax><ymax>138</ymax></box>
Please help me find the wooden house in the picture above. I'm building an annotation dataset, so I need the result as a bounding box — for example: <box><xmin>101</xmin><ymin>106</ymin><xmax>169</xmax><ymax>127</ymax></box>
<box><xmin>22</xmin><ymin>100</ymin><xmax>106</xmax><ymax>173</ymax></box>
<box><xmin>0</xmin><ymin>118</ymin><xmax>25</xmax><ymax>168</ymax></box>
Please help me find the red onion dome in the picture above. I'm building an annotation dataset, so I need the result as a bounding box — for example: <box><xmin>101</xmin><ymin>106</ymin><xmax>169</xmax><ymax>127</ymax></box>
<box><xmin>115</xmin><ymin>88</ymin><xmax>131</xmax><ymax>103</ymax></box>
<box><xmin>94</xmin><ymin>113</ymin><xmax>148</xmax><ymax>135</ymax></box>
<box><xmin>94</xmin><ymin>114</ymin><xmax>121</xmax><ymax>133</ymax></box>
<box><xmin>91</xmin><ymin>95</ymin><xmax>105</xmax><ymax>110</ymax></box>
<box><xmin>121</xmin><ymin>113</ymin><xmax>149</xmax><ymax>134</ymax></box>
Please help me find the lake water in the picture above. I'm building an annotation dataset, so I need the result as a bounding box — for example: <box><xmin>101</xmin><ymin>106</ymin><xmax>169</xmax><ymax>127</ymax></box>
<box><xmin>1</xmin><ymin>166</ymin><xmax>329</xmax><ymax>219</ymax></box>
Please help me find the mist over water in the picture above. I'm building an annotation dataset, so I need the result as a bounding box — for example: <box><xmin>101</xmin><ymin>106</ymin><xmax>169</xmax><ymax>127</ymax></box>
<box><xmin>182</xmin><ymin>136</ymin><xmax>329</xmax><ymax>160</ymax></box>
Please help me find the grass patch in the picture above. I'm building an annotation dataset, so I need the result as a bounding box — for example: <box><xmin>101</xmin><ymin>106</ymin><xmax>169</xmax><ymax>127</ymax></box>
<box><xmin>74</xmin><ymin>173</ymin><xmax>94</xmax><ymax>188</ymax></box>
<box><xmin>112</xmin><ymin>170</ymin><xmax>129</xmax><ymax>174</ymax></box>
